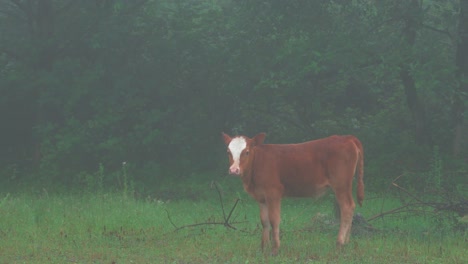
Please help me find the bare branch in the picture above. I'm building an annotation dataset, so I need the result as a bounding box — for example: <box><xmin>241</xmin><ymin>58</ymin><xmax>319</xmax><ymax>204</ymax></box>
<box><xmin>212</xmin><ymin>181</ymin><xmax>226</xmax><ymax>221</ymax></box>
<box><xmin>367</xmin><ymin>174</ymin><xmax>467</xmax><ymax>222</ymax></box>
<box><xmin>391</xmin><ymin>181</ymin><xmax>427</xmax><ymax>204</ymax></box>
<box><xmin>367</xmin><ymin>203</ymin><xmax>421</xmax><ymax>222</ymax></box>
<box><xmin>119</xmin><ymin>0</ymin><xmax>150</xmax><ymax>17</ymax></box>
<box><xmin>166</xmin><ymin>181</ymin><xmax>247</xmax><ymax>233</ymax></box>
<box><xmin>55</xmin><ymin>0</ymin><xmax>79</xmax><ymax>16</ymax></box>
<box><xmin>165</xmin><ymin>209</ymin><xmax>179</xmax><ymax>229</ymax></box>
<box><xmin>225</xmin><ymin>199</ymin><xmax>240</xmax><ymax>224</ymax></box>
<box><xmin>421</xmin><ymin>23</ymin><xmax>453</xmax><ymax>40</ymax></box>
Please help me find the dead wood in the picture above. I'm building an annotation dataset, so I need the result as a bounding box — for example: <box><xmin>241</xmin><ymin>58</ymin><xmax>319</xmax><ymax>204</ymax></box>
<box><xmin>367</xmin><ymin>174</ymin><xmax>467</xmax><ymax>222</ymax></box>
<box><xmin>166</xmin><ymin>181</ymin><xmax>248</xmax><ymax>232</ymax></box>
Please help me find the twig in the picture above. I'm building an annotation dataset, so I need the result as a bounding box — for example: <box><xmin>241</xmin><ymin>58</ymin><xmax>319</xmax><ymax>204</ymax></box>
<box><xmin>165</xmin><ymin>209</ymin><xmax>179</xmax><ymax>229</ymax></box>
<box><xmin>367</xmin><ymin>203</ymin><xmax>435</xmax><ymax>222</ymax></box>
<box><xmin>172</xmin><ymin>220</ymin><xmax>246</xmax><ymax>232</ymax></box>
<box><xmin>212</xmin><ymin>181</ymin><xmax>226</xmax><ymax>221</ymax></box>
<box><xmin>368</xmin><ymin>174</ymin><xmax>467</xmax><ymax>222</ymax></box>
<box><xmin>391</xmin><ymin>181</ymin><xmax>427</xmax><ymax>204</ymax></box>
<box><xmin>225</xmin><ymin>198</ymin><xmax>240</xmax><ymax>225</ymax></box>
<box><xmin>367</xmin><ymin>203</ymin><xmax>412</xmax><ymax>222</ymax></box>
<box><xmin>166</xmin><ymin>181</ymin><xmax>246</xmax><ymax>232</ymax></box>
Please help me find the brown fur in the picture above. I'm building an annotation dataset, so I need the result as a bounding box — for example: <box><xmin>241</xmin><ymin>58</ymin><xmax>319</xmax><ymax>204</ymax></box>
<box><xmin>222</xmin><ymin>132</ymin><xmax>364</xmax><ymax>255</ymax></box>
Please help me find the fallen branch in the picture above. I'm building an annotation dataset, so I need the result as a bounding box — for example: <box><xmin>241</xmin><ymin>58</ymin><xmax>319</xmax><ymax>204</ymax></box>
<box><xmin>367</xmin><ymin>204</ymin><xmax>434</xmax><ymax>222</ymax></box>
<box><xmin>367</xmin><ymin>174</ymin><xmax>467</xmax><ymax>222</ymax></box>
<box><xmin>367</xmin><ymin>203</ymin><xmax>412</xmax><ymax>222</ymax></box>
<box><xmin>166</xmin><ymin>181</ymin><xmax>247</xmax><ymax>232</ymax></box>
<box><xmin>391</xmin><ymin>181</ymin><xmax>426</xmax><ymax>205</ymax></box>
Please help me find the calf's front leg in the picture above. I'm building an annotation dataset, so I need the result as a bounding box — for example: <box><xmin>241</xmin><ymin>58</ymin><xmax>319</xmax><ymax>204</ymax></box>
<box><xmin>267</xmin><ymin>198</ymin><xmax>281</xmax><ymax>256</ymax></box>
<box><xmin>259</xmin><ymin>202</ymin><xmax>270</xmax><ymax>252</ymax></box>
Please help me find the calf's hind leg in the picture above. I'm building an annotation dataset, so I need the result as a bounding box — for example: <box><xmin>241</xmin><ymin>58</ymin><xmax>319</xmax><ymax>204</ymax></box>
<box><xmin>334</xmin><ymin>189</ymin><xmax>355</xmax><ymax>246</ymax></box>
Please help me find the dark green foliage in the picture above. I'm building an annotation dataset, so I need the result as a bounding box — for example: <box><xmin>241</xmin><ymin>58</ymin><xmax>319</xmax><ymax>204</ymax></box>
<box><xmin>0</xmin><ymin>0</ymin><xmax>466</xmax><ymax>193</ymax></box>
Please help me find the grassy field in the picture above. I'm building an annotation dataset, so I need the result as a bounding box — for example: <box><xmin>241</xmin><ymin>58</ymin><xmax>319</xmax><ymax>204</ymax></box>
<box><xmin>0</xmin><ymin>177</ymin><xmax>466</xmax><ymax>264</ymax></box>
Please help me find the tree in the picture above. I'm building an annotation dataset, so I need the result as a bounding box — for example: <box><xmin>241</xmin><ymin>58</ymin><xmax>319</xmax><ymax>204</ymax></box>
<box><xmin>454</xmin><ymin>0</ymin><xmax>468</xmax><ymax>156</ymax></box>
<box><xmin>0</xmin><ymin>0</ymin><xmax>465</xmax><ymax>190</ymax></box>
<box><xmin>399</xmin><ymin>0</ymin><xmax>432</xmax><ymax>146</ymax></box>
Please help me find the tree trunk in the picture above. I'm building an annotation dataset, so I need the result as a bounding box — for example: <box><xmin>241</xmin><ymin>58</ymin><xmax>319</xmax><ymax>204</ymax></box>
<box><xmin>453</xmin><ymin>0</ymin><xmax>468</xmax><ymax>156</ymax></box>
<box><xmin>399</xmin><ymin>0</ymin><xmax>431</xmax><ymax>146</ymax></box>
<box><xmin>31</xmin><ymin>0</ymin><xmax>56</xmax><ymax>166</ymax></box>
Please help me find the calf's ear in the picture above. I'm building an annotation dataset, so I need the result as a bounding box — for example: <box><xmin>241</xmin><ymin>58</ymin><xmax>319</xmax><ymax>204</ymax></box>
<box><xmin>252</xmin><ymin>133</ymin><xmax>266</xmax><ymax>146</ymax></box>
<box><xmin>222</xmin><ymin>132</ymin><xmax>232</xmax><ymax>145</ymax></box>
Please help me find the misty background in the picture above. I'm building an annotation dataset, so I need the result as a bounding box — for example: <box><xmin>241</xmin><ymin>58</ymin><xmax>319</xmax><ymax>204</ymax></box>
<box><xmin>0</xmin><ymin>0</ymin><xmax>466</xmax><ymax>195</ymax></box>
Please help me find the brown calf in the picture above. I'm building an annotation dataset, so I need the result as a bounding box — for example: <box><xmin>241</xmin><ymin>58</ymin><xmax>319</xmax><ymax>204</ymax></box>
<box><xmin>222</xmin><ymin>132</ymin><xmax>364</xmax><ymax>255</ymax></box>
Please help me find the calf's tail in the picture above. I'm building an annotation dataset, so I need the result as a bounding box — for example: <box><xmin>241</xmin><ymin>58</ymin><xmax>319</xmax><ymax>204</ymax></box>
<box><xmin>355</xmin><ymin>139</ymin><xmax>364</xmax><ymax>207</ymax></box>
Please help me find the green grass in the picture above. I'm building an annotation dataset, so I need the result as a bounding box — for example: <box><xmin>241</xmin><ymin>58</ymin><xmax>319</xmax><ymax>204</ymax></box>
<box><xmin>0</xmin><ymin>179</ymin><xmax>466</xmax><ymax>263</ymax></box>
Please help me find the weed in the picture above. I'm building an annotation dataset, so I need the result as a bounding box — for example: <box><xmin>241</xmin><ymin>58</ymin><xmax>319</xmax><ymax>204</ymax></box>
<box><xmin>120</xmin><ymin>161</ymin><xmax>134</xmax><ymax>199</ymax></box>
<box><xmin>430</xmin><ymin>145</ymin><xmax>443</xmax><ymax>190</ymax></box>
<box><xmin>0</xmin><ymin>193</ymin><xmax>10</xmax><ymax>208</ymax></box>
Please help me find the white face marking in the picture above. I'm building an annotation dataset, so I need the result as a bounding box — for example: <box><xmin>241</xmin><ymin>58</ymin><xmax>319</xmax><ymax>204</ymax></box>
<box><xmin>228</xmin><ymin>137</ymin><xmax>247</xmax><ymax>164</ymax></box>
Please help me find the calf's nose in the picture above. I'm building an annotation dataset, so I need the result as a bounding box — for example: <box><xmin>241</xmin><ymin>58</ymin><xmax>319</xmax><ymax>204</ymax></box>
<box><xmin>229</xmin><ymin>166</ymin><xmax>240</xmax><ymax>175</ymax></box>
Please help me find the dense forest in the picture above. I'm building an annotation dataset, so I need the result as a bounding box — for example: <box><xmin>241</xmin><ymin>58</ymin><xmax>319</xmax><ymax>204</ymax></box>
<box><xmin>0</xmin><ymin>0</ymin><xmax>466</xmax><ymax>193</ymax></box>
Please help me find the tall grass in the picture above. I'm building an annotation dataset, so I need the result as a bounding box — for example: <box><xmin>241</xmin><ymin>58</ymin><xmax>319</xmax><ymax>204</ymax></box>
<box><xmin>0</xmin><ymin>179</ymin><xmax>466</xmax><ymax>263</ymax></box>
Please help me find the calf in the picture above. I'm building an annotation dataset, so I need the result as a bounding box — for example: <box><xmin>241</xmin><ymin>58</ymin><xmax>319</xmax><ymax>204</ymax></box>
<box><xmin>222</xmin><ymin>132</ymin><xmax>364</xmax><ymax>255</ymax></box>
